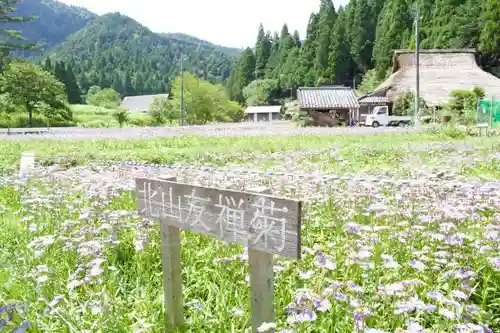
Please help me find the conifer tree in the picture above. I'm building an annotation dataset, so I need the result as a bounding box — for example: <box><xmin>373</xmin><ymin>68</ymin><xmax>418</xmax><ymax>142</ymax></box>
<box><xmin>254</xmin><ymin>24</ymin><xmax>271</xmax><ymax>79</ymax></box>
<box><xmin>479</xmin><ymin>0</ymin><xmax>500</xmax><ymax>54</ymax></box>
<box><xmin>64</xmin><ymin>63</ymin><xmax>82</xmax><ymax>104</ymax></box>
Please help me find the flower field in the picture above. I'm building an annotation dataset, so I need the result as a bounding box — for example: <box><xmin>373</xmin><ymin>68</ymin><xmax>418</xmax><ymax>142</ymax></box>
<box><xmin>1</xmin><ymin>130</ymin><xmax>499</xmax><ymax>332</ymax></box>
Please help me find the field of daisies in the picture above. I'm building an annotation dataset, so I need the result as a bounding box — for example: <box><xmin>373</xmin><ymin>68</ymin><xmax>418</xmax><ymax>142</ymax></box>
<box><xmin>1</xmin><ymin>128</ymin><xmax>500</xmax><ymax>332</ymax></box>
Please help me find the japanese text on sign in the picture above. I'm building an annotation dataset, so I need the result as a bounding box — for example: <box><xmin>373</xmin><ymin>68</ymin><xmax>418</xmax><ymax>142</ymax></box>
<box><xmin>136</xmin><ymin>178</ymin><xmax>301</xmax><ymax>259</ymax></box>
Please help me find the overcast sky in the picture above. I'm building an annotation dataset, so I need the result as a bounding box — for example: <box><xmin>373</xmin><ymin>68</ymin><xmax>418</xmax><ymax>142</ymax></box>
<box><xmin>59</xmin><ymin>0</ymin><xmax>349</xmax><ymax>48</ymax></box>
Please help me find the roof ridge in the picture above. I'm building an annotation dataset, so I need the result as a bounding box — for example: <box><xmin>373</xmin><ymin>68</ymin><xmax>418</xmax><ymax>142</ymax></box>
<box><xmin>298</xmin><ymin>86</ymin><xmax>352</xmax><ymax>90</ymax></box>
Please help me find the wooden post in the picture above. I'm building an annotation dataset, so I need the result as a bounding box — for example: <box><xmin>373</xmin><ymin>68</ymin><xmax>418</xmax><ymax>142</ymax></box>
<box><xmin>247</xmin><ymin>186</ymin><xmax>275</xmax><ymax>333</ymax></box>
<box><xmin>136</xmin><ymin>178</ymin><xmax>301</xmax><ymax>332</ymax></box>
<box><xmin>19</xmin><ymin>152</ymin><xmax>35</xmax><ymax>177</ymax></box>
<box><xmin>158</xmin><ymin>175</ymin><xmax>184</xmax><ymax>329</ymax></box>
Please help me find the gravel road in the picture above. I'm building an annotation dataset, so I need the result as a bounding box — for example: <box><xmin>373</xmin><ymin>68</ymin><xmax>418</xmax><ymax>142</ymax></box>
<box><xmin>0</xmin><ymin>122</ymin><xmax>420</xmax><ymax>141</ymax></box>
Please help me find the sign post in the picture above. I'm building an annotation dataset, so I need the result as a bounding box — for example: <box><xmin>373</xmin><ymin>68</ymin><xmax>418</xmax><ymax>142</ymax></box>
<box><xmin>136</xmin><ymin>178</ymin><xmax>302</xmax><ymax>332</ymax></box>
<box><xmin>247</xmin><ymin>186</ymin><xmax>274</xmax><ymax>333</ymax></box>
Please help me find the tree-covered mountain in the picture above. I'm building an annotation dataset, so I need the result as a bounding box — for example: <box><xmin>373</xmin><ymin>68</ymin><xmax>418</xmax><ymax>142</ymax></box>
<box><xmin>5</xmin><ymin>0</ymin><xmax>242</xmax><ymax>97</ymax></box>
<box><xmin>228</xmin><ymin>0</ymin><xmax>500</xmax><ymax>102</ymax></box>
<box><xmin>44</xmin><ymin>13</ymin><xmax>238</xmax><ymax>96</ymax></box>
<box><xmin>162</xmin><ymin>33</ymin><xmax>243</xmax><ymax>58</ymax></box>
<box><xmin>8</xmin><ymin>0</ymin><xmax>96</xmax><ymax>53</ymax></box>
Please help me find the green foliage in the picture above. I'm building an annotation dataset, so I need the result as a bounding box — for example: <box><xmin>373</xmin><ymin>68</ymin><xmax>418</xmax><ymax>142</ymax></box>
<box><xmin>243</xmin><ymin>79</ymin><xmax>279</xmax><ymax>106</ymax></box>
<box><xmin>85</xmin><ymin>85</ymin><xmax>102</xmax><ymax>100</ymax></box>
<box><xmin>0</xmin><ymin>0</ymin><xmax>38</xmax><ymax>60</ymax></box>
<box><xmin>0</xmin><ymin>93</ymin><xmax>16</xmax><ymax>113</ymax></box>
<box><xmin>328</xmin><ymin>8</ymin><xmax>355</xmax><ymax>85</ymax></box>
<box><xmin>112</xmin><ymin>108</ymin><xmax>129</xmax><ymax>128</ymax></box>
<box><xmin>479</xmin><ymin>0</ymin><xmax>500</xmax><ymax>54</ymax></box>
<box><xmin>447</xmin><ymin>88</ymin><xmax>485</xmax><ymax>125</ymax></box>
<box><xmin>86</xmin><ymin>88</ymin><xmax>121</xmax><ymax>109</ymax></box>
<box><xmin>149</xmin><ymin>96</ymin><xmax>177</xmax><ymax>125</ymax></box>
<box><xmin>358</xmin><ymin>69</ymin><xmax>385</xmax><ymax>94</ymax></box>
<box><xmin>254</xmin><ymin>24</ymin><xmax>271</xmax><ymax>79</ymax></box>
<box><xmin>284</xmin><ymin>100</ymin><xmax>313</xmax><ymax>127</ymax></box>
<box><xmin>234</xmin><ymin>0</ymin><xmax>499</xmax><ymax>105</ymax></box>
<box><xmin>393</xmin><ymin>90</ymin><xmax>428</xmax><ymax>116</ymax></box>
<box><xmin>169</xmin><ymin>73</ymin><xmax>244</xmax><ymax>125</ymax></box>
<box><xmin>227</xmin><ymin>48</ymin><xmax>256</xmax><ymax>103</ymax></box>
<box><xmin>0</xmin><ymin>112</ymin><xmax>75</xmax><ymax>128</ymax></box>
<box><xmin>0</xmin><ymin>60</ymin><xmax>70</xmax><ymax>126</ymax></box>
<box><xmin>4</xmin><ymin>0</ymin><xmax>95</xmax><ymax>54</ymax></box>
<box><xmin>314</xmin><ymin>0</ymin><xmax>337</xmax><ymax>78</ymax></box>
<box><xmin>449</xmin><ymin>89</ymin><xmax>480</xmax><ymax>112</ymax></box>
<box><xmin>45</xmin><ymin>13</ymin><xmax>239</xmax><ymax>96</ymax></box>
<box><xmin>42</xmin><ymin>58</ymin><xmax>83</xmax><ymax>104</ymax></box>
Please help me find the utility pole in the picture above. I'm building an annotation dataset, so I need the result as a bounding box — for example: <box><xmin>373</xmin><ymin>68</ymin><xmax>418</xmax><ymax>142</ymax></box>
<box><xmin>255</xmin><ymin>69</ymin><xmax>259</xmax><ymax>106</ymax></box>
<box><xmin>180</xmin><ymin>54</ymin><xmax>185</xmax><ymax>127</ymax></box>
<box><xmin>414</xmin><ymin>2</ymin><xmax>421</xmax><ymax>128</ymax></box>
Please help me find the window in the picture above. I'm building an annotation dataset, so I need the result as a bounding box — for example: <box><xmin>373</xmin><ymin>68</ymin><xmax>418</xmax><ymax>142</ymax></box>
<box><xmin>377</xmin><ymin>109</ymin><xmax>387</xmax><ymax>115</ymax></box>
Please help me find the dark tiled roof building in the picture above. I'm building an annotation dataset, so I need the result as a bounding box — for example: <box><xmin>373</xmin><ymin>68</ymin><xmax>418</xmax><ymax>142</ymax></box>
<box><xmin>297</xmin><ymin>86</ymin><xmax>360</xmax><ymax>110</ymax></box>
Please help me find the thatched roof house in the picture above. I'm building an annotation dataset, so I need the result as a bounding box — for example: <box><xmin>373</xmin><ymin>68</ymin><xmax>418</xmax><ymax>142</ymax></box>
<box><xmin>375</xmin><ymin>49</ymin><xmax>500</xmax><ymax>106</ymax></box>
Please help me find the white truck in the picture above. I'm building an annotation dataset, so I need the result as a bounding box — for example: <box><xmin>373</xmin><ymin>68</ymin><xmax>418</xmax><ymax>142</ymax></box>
<box><xmin>364</xmin><ymin>106</ymin><xmax>412</xmax><ymax>127</ymax></box>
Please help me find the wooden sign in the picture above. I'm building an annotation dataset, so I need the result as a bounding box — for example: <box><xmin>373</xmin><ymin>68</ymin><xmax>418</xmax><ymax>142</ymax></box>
<box><xmin>136</xmin><ymin>177</ymin><xmax>302</xmax><ymax>332</ymax></box>
<box><xmin>136</xmin><ymin>178</ymin><xmax>302</xmax><ymax>259</ymax></box>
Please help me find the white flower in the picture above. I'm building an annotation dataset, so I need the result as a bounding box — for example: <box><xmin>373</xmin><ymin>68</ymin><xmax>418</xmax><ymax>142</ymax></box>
<box><xmin>257</xmin><ymin>322</ymin><xmax>276</xmax><ymax>332</ymax></box>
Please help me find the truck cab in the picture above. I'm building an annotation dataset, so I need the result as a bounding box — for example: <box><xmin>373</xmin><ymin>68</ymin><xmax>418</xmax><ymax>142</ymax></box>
<box><xmin>364</xmin><ymin>106</ymin><xmax>412</xmax><ymax>127</ymax></box>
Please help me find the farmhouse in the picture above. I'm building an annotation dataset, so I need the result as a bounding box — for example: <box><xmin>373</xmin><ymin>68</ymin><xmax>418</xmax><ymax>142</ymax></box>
<box><xmin>121</xmin><ymin>94</ymin><xmax>169</xmax><ymax>113</ymax></box>
<box><xmin>371</xmin><ymin>49</ymin><xmax>500</xmax><ymax>106</ymax></box>
<box><xmin>297</xmin><ymin>86</ymin><xmax>359</xmax><ymax>126</ymax></box>
<box><xmin>245</xmin><ymin>105</ymin><xmax>282</xmax><ymax>122</ymax></box>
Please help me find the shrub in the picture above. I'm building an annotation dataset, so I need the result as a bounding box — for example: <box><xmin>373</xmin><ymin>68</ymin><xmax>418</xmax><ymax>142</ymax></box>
<box><xmin>0</xmin><ymin>112</ymin><xmax>75</xmax><ymax>128</ymax></box>
<box><xmin>149</xmin><ymin>97</ymin><xmax>173</xmax><ymax>125</ymax></box>
<box><xmin>128</xmin><ymin>116</ymin><xmax>156</xmax><ymax>127</ymax></box>
<box><xmin>393</xmin><ymin>91</ymin><xmax>428</xmax><ymax>116</ymax></box>
<box><xmin>86</xmin><ymin>88</ymin><xmax>121</xmax><ymax>109</ymax></box>
<box><xmin>112</xmin><ymin>108</ymin><xmax>129</xmax><ymax>128</ymax></box>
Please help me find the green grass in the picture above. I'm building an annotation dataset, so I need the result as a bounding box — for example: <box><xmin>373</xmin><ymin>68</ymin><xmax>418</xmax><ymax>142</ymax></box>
<box><xmin>71</xmin><ymin>104</ymin><xmax>154</xmax><ymax>128</ymax></box>
<box><xmin>0</xmin><ymin>130</ymin><xmax>481</xmax><ymax>173</ymax></box>
<box><xmin>0</xmin><ymin>105</ymin><xmax>155</xmax><ymax>129</ymax></box>
<box><xmin>1</xmin><ymin>130</ymin><xmax>500</xmax><ymax>332</ymax></box>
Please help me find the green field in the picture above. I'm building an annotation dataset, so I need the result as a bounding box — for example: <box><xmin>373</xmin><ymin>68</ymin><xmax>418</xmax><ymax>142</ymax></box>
<box><xmin>71</xmin><ymin>105</ymin><xmax>155</xmax><ymax>128</ymax></box>
<box><xmin>0</xmin><ymin>105</ymin><xmax>155</xmax><ymax>129</ymax></box>
<box><xmin>1</xmin><ymin>130</ymin><xmax>499</xmax><ymax>332</ymax></box>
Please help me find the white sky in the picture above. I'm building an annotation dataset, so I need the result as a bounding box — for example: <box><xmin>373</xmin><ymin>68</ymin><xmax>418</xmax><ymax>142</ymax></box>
<box><xmin>59</xmin><ymin>0</ymin><xmax>349</xmax><ymax>48</ymax></box>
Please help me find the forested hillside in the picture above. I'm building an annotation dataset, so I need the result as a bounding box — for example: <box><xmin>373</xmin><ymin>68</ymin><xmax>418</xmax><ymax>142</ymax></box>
<box><xmin>5</xmin><ymin>0</ymin><xmax>242</xmax><ymax>97</ymax></box>
<box><xmin>45</xmin><ymin>13</ymin><xmax>238</xmax><ymax>96</ymax></box>
<box><xmin>228</xmin><ymin>0</ymin><xmax>500</xmax><ymax>102</ymax></box>
<box><xmin>7</xmin><ymin>0</ymin><xmax>96</xmax><ymax>52</ymax></box>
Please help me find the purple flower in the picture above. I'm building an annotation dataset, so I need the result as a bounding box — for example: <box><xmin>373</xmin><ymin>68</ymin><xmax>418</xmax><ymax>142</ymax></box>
<box><xmin>313</xmin><ymin>298</ymin><xmax>331</xmax><ymax>312</ymax></box>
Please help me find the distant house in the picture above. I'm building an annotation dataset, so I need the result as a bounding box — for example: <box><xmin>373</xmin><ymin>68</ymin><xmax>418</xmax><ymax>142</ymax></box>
<box><xmin>297</xmin><ymin>86</ymin><xmax>360</xmax><ymax>126</ymax></box>
<box><xmin>121</xmin><ymin>94</ymin><xmax>169</xmax><ymax>113</ymax></box>
<box><xmin>245</xmin><ymin>105</ymin><xmax>282</xmax><ymax>122</ymax></box>
<box><xmin>371</xmin><ymin>49</ymin><xmax>500</xmax><ymax>106</ymax></box>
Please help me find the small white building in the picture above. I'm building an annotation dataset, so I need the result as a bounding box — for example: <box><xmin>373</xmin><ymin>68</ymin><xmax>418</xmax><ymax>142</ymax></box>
<box><xmin>245</xmin><ymin>105</ymin><xmax>282</xmax><ymax>122</ymax></box>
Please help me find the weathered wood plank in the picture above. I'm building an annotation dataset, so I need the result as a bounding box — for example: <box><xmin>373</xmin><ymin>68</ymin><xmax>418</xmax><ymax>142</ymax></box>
<box><xmin>136</xmin><ymin>178</ymin><xmax>302</xmax><ymax>259</ymax></box>
<box><xmin>247</xmin><ymin>187</ymin><xmax>275</xmax><ymax>333</ymax></box>
<box><xmin>157</xmin><ymin>176</ymin><xmax>184</xmax><ymax>329</ymax></box>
